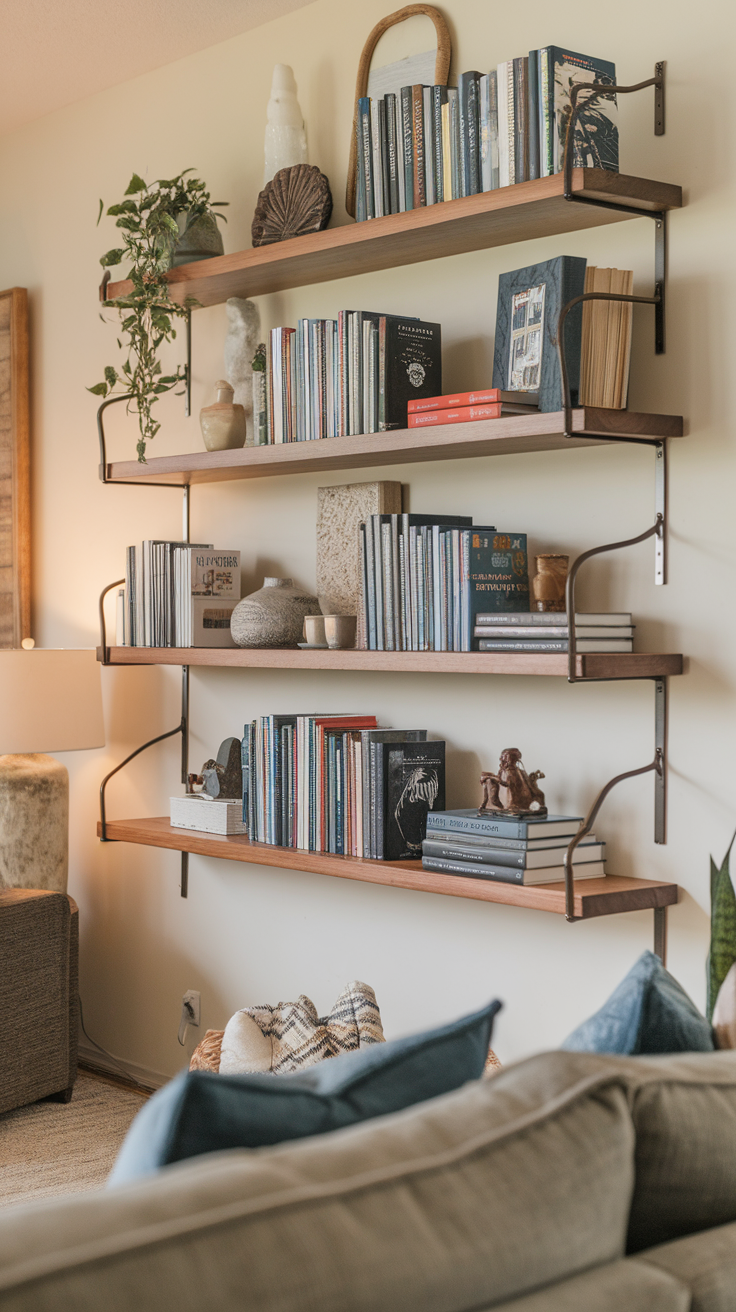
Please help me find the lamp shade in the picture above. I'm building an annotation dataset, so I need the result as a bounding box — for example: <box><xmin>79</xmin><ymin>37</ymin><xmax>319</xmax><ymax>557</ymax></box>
<box><xmin>0</xmin><ymin>649</ymin><xmax>105</xmax><ymax>754</ymax></box>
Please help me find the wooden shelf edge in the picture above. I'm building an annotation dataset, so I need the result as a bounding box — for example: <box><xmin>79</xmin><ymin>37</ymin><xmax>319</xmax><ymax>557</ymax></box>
<box><xmin>96</xmin><ymin>648</ymin><xmax>684</xmax><ymax>679</ymax></box>
<box><xmin>104</xmin><ymin>171</ymin><xmax>683</xmax><ymax>307</ymax></box>
<box><xmin>97</xmin><ymin>816</ymin><xmax>678</xmax><ymax>920</ymax></box>
<box><xmin>102</xmin><ymin>409</ymin><xmax>684</xmax><ymax>486</ymax></box>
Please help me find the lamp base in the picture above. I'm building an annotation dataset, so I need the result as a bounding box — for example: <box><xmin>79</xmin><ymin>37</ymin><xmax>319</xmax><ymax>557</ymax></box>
<box><xmin>0</xmin><ymin>754</ymin><xmax>69</xmax><ymax>892</ymax></box>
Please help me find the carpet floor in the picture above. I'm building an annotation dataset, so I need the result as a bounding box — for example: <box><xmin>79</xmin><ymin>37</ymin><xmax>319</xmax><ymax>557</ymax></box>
<box><xmin>0</xmin><ymin>1072</ymin><xmax>148</xmax><ymax>1207</ymax></box>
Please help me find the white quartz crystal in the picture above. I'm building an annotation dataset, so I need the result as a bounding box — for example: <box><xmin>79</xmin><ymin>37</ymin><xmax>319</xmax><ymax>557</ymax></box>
<box><xmin>263</xmin><ymin>64</ymin><xmax>308</xmax><ymax>185</ymax></box>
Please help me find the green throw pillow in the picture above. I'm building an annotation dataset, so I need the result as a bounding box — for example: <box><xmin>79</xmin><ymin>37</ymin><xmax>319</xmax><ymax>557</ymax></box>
<box><xmin>109</xmin><ymin>999</ymin><xmax>500</xmax><ymax>1185</ymax></box>
<box><xmin>562</xmin><ymin>951</ymin><xmax>714</xmax><ymax>1054</ymax></box>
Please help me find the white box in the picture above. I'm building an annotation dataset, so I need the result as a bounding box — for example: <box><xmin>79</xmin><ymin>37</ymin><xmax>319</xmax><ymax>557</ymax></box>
<box><xmin>170</xmin><ymin>796</ymin><xmax>247</xmax><ymax>835</ymax></box>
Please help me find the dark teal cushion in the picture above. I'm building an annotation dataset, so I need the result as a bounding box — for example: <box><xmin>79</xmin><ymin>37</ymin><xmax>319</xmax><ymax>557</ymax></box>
<box><xmin>109</xmin><ymin>1000</ymin><xmax>501</xmax><ymax>1185</ymax></box>
<box><xmin>562</xmin><ymin>951</ymin><xmax>715</xmax><ymax>1055</ymax></box>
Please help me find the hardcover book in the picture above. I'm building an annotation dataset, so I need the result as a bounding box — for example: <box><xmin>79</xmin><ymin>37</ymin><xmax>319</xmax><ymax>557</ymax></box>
<box><xmin>469</xmin><ymin>531</ymin><xmax>530</xmax><ymax>628</ymax></box>
<box><xmin>492</xmin><ymin>256</ymin><xmax>587</xmax><ymax>412</ymax></box>
<box><xmin>378</xmin><ymin>317</ymin><xmax>442</xmax><ymax>429</ymax></box>
<box><xmin>384</xmin><ymin>740</ymin><xmax>446</xmax><ymax>860</ymax></box>
<box><xmin>540</xmin><ymin>47</ymin><xmax>618</xmax><ymax>176</ymax></box>
<box><xmin>426</xmin><ymin>810</ymin><xmax>582</xmax><ymax>839</ymax></box>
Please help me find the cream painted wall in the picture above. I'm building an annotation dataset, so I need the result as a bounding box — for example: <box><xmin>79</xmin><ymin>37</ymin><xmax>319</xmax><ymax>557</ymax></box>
<box><xmin>1</xmin><ymin>0</ymin><xmax>734</xmax><ymax>1080</ymax></box>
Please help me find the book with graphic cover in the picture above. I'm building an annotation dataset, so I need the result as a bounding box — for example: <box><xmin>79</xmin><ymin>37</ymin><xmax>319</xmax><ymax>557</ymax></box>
<box><xmin>469</xmin><ymin>531</ymin><xmax>530</xmax><ymax>631</ymax></box>
<box><xmin>492</xmin><ymin>256</ymin><xmax>587</xmax><ymax>411</ymax></box>
<box><xmin>384</xmin><ymin>740</ymin><xmax>446</xmax><ymax>860</ymax></box>
<box><xmin>378</xmin><ymin>316</ymin><xmax>442</xmax><ymax>429</ymax></box>
<box><xmin>539</xmin><ymin>47</ymin><xmax>618</xmax><ymax>176</ymax></box>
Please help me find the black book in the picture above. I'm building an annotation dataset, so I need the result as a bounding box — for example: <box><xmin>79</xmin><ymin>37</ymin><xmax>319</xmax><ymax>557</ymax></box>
<box><xmin>362</xmin><ymin>729</ymin><xmax>428</xmax><ymax>859</ymax></box>
<box><xmin>459</xmin><ymin>71</ymin><xmax>482</xmax><ymax>196</ymax></box>
<box><xmin>384</xmin><ymin>740</ymin><xmax>446</xmax><ymax>860</ymax></box>
<box><xmin>379</xmin><ymin>99</ymin><xmax>391</xmax><ymax>217</ymax></box>
<box><xmin>469</xmin><ymin>531</ymin><xmax>530</xmax><ymax>634</ymax></box>
<box><xmin>513</xmin><ymin>57</ymin><xmax>529</xmax><ymax>184</ymax></box>
<box><xmin>385</xmin><ymin>93</ymin><xmax>400</xmax><ymax>214</ymax></box>
<box><xmin>432</xmin><ymin>85</ymin><xmax>448</xmax><ymax>201</ymax></box>
<box><xmin>492</xmin><ymin>256</ymin><xmax>587</xmax><ymax>412</ymax></box>
<box><xmin>378</xmin><ymin>315</ymin><xmax>442</xmax><ymax>430</ymax></box>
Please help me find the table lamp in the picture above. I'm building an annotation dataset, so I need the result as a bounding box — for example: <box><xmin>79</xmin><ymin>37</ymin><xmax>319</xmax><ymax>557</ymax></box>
<box><xmin>0</xmin><ymin>649</ymin><xmax>105</xmax><ymax>892</ymax></box>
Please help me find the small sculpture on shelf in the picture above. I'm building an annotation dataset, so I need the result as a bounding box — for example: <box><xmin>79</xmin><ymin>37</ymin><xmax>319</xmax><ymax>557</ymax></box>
<box><xmin>479</xmin><ymin>748</ymin><xmax>547</xmax><ymax>818</ymax></box>
<box><xmin>252</xmin><ymin>64</ymin><xmax>331</xmax><ymax>247</ymax></box>
<box><xmin>532</xmin><ymin>554</ymin><xmax>569</xmax><ymax>612</ymax></box>
<box><xmin>187</xmin><ymin>737</ymin><xmax>242</xmax><ymax>799</ymax></box>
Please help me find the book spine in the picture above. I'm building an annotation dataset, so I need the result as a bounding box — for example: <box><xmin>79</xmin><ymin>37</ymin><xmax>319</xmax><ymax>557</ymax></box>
<box><xmin>400</xmin><ymin>86</ymin><xmax>414</xmax><ymax>210</ymax></box>
<box><xmin>385</xmin><ymin>93</ymin><xmax>399</xmax><ymax>213</ymax></box>
<box><xmin>513</xmin><ymin>57</ymin><xmax>526</xmax><ymax>184</ymax></box>
<box><xmin>372</xmin><ymin>515</ymin><xmax>385</xmax><ymax>649</ymax></box>
<box><xmin>506</xmin><ymin>62</ymin><xmax>516</xmax><ymax>185</ymax></box>
<box><xmin>381</xmin><ymin>521</ymin><xmax>395</xmax><ymax>650</ymax></box>
<box><xmin>360</xmin><ymin>97</ymin><xmax>374</xmax><ymax>218</ymax></box>
<box><xmin>412</xmin><ymin>85</ymin><xmax>426</xmax><ymax>206</ymax></box>
<box><xmin>379</xmin><ymin>98</ymin><xmax>391</xmax><ymax>216</ymax></box>
<box><xmin>528</xmin><ymin>50</ymin><xmax>540</xmax><ymax>180</ymax></box>
<box><xmin>395</xmin><ymin>95</ymin><xmax>406</xmax><ymax>211</ymax></box>
<box><xmin>539</xmin><ymin>48</ymin><xmax>552</xmax><ymax>176</ymax></box>
<box><xmin>408</xmin><ymin>404</ymin><xmax>501</xmax><ymax>427</ymax></box>
<box><xmin>496</xmin><ymin>64</ymin><xmax>509</xmax><ymax>187</ymax></box>
<box><xmin>426</xmin><ymin>814</ymin><xmax>541</xmax><ymax>839</ymax></box>
<box><xmin>449</xmin><ymin>88</ymin><xmax>461</xmax><ymax>199</ymax></box>
<box><xmin>432</xmin><ymin>85</ymin><xmax>446</xmax><ymax>202</ymax></box>
<box><xmin>463</xmin><ymin>72</ymin><xmax>481</xmax><ymax>195</ymax></box>
<box><xmin>408</xmin><ymin>388</ymin><xmax>501</xmax><ymax>412</ymax></box>
<box><xmin>477</xmin><ymin>639</ymin><xmax>569</xmax><ymax>651</ymax></box>
<box><xmin>355</xmin><ymin>101</ymin><xmax>367</xmax><ymax>222</ymax></box>
<box><xmin>441</xmin><ymin>99</ymin><xmax>452</xmax><ymax>201</ymax></box>
<box><xmin>422</xmin><ymin>855</ymin><xmax>523</xmax><ymax>883</ymax></box>
<box><xmin>370</xmin><ymin>99</ymin><xmax>384</xmax><ymax>217</ymax></box>
<box><xmin>488</xmin><ymin>70</ymin><xmax>500</xmax><ymax>190</ymax></box>
<box><xmin>423</xmin><ymin>86</ymin><xmax>435</xmax><ymax>205</ymax></box>
<box><xmin>479</xmin><ymin>74</ymin><xmax>491</xmax><ymax>192</ymax></box>
<box><xmin>423</xmin><ymin>838</ymin><xmax>529</xmax><ymax>868</ymax></box>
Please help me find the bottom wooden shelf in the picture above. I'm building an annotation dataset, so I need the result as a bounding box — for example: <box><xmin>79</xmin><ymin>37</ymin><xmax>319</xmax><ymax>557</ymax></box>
<box><xmin>99</xmin><ymin>816</ymin><xmax>678</xmax><ymax>921</ymax></box>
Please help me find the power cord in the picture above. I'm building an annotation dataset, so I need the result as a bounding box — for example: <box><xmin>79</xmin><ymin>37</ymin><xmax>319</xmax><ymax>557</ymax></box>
<box><xmin>78</xmin><ymin>995</ymin><xmax>151</xmax><ymax>1090</ymax></box>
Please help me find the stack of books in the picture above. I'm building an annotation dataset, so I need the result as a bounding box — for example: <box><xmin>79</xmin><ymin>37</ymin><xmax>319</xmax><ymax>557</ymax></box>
<box><xmin>242</xmin><ymin>717</ymin><xmax>445</xmax><ymax>861</ymax></box>
<box><xmin>422</xmin><ymin>810</ymin><xmax>605</xmax><ymax>885</ymax></box>
<box><xmin>121</xmin><ymin>544</ymin><xmax>240</xmax><ymax>648</ymax></box>
<box><xmin>358</xmin><ymin>518</ymin><xmax>533</xmax><ymax>652</ymax></box>
<box><xmin>257</xmin><ymin>312</ymin><xmax>441</xmax><ymax>443</ymax></box>
<box><xmin>407</xmin><ymin>388</ymin><xmax>501</xmax><ymax>429</ymax></box>
<box><xmin>355</xmin><ymin>47</ymin><xmax>618</xmax><ymax>221</ymax></box>
<box><xmin>473</xmin><ymin>612</ymin><xmax>634</xmax><ymax>654</ymax></box>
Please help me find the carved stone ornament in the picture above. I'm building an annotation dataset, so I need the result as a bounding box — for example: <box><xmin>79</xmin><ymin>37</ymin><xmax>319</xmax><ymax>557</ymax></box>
<box><xmin>251</xmin><ymin>164</ymin><xmax>332</xmax><ymax>247</ymax></box>
<box><xmin>187</xmin><ymin>737</ymin><xmax>242</xmax><ymax>800</ymax></box>
<box><xmin>479</xmin><ymin>748</ymin><xmax>547</xmax><ymax>818</ymax></box>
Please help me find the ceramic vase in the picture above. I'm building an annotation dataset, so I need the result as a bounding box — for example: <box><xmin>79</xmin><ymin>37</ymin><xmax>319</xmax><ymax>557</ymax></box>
<box><xmin>532</xmin><ymin>554</ymin><xmax>569</xmax><ymax>612</ymax></box>
<box><xmin>199</xmin><ymin>381</ymin><xmax>247</xmax><ymax>451</ymax></box>
<box><xmin>230</xmin><ymin>577</ymin><xmax>319</xmax><ymax>648</ymax></box>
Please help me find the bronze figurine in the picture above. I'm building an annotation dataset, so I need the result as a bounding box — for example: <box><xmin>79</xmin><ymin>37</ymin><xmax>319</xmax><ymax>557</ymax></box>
<box><xmin>479</xmin><ymin>748</ymin><xmax>547</xmax><ymax>817</ymax></box>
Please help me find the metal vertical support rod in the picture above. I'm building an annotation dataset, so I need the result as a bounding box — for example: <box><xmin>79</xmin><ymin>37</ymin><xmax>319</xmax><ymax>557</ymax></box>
<box><xmin>653</xmin><ymin>906</ymin><xmax>668</xmax><ymax>965</ymax></box>
<box><xmin>655</xmin><ymin>441</ymin><xmax>667</xmax><ymax>585</ymax></box>
<box><xmin>654</xmin><ymin>212</ymin><xmax>666</xmax><ymax>354</ymax></box>
<box><xmin>180</xmin><ymin>480</ymin><xmax>191</xmax><ymax>897</ymax></box>
<box><xmin>654</xmin><ymin>677</ymin><xmax>667</xmax><ymax>844</ymax></box>
<box><xmin>184</xmin><ymin>311</ymin><xmax>192</xmax><ymax>417</ymax></box>
<box><xmin>180</xmin><ymin>852</ymin><xmax>189</xmax><ymax>899</ymax></box>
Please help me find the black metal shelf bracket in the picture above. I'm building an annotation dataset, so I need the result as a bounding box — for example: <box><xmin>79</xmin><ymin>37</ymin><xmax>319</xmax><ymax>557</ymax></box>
<box><xmin>562</xmin><ymin>61</ymin><xmax>667</xmax><ymax>356</ymax></box>
<box><xmin>562</xmin><ymin>747</ymin><xmax>667</xmax><ymax>961</ymax></box>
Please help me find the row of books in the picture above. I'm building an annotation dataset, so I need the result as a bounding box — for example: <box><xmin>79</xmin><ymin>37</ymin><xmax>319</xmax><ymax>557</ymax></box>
<box><xmin>475</xmin><ymin>611</ymin><xmax>634</xmax><ymax>654</ymax></box>
<box><xmin>357</xmin><ymin>516</ymin><xmax>531</xmax><ymax>652</ymax></box>
<box><xmin>254</xmin><ymin>313</ymin><xmax>441</xmax><ymax>444</ymax></box>
<box><xmin>241</xmin><ymin>715</ymin><xmax>446</xmax><ymax>861</ymax></box>
<box><xmin>120</xmin><ymin>543</ymin><xmax>240</xmax><ymax>648</ymax></box>
<box><xmin>423</xmin><ymin>810</ymin><xmax>606</xmax><ymax>886</ymax></box>
<box><xmin>355</xmin><ymin>47</ymin><xmax>618</xmax><ymax>222</ymax></box>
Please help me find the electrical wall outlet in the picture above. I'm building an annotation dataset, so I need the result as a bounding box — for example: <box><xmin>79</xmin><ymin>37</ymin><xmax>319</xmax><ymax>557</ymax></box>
<box><xmin>177</xmin><ymin>989</ymin><xmax>201</xmax><ymax>1045</ymax></box>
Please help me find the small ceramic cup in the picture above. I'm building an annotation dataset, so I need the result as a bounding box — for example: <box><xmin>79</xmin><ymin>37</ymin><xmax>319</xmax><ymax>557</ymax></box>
<box><xmin>323</xmin><ymin>614</ymin><xmax>357</xmax><ymax>650</ymax></box>
<box><xmin>303</xmin><ymin>614</ymin><xmax>327</xmax><ymax>646</ymax></box>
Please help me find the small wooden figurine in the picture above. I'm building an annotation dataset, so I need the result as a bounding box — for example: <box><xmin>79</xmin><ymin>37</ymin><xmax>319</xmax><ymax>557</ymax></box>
<box><xmin>479</xmin><ymin>748</ymin><xmax>547</xmax><ymax>817</ymax></box>
<box><xmin>187</xmin><ymin>737</ymin><xmax>242</xmax><ymax>800</ymax></box>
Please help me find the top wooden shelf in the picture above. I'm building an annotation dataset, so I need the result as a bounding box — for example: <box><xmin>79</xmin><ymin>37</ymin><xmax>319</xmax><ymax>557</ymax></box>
<box><xmin>105</xmin><ymin>170</ymin><xmax>683</xmax><ymax>307</ymax></box>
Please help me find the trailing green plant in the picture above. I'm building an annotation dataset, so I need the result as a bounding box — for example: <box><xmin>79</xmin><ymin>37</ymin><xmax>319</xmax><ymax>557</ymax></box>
<box><xmin>89</xmin><ymin>171</ymin><xmax>227</xmax><ymax>462</ymax></box>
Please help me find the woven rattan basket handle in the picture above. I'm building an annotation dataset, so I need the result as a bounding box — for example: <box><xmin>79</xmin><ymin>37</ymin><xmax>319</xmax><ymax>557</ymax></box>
<box><xmin>345</xmin><ymin>4</ymin><xmax>452</xmax><ymax>219</ymax></box>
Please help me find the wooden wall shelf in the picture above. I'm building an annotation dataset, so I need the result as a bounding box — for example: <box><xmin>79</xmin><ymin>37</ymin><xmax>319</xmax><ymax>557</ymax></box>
<box><xmin>102</xmin><ymin>408</ymin><xmax>683</xmax><ymax>485</ymax></box>
<box><xmin>97</xmin><ymin>647</ymin><xmax>683</xmax><ymax>679</ymax></box>
<box><xmin>105</xmin><ymin>171</ymin><xmax>682</xmax><ymax>308</ymax></box>
<box><xmin>98</xmin><ymin>817</ymin><xmax>678</xmax><ymax>921</ymax></box>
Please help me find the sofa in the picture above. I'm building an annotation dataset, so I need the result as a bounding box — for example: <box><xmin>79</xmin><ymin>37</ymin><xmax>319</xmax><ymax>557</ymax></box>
<box><xmin>0</xmin><ymin>1049</ymin><xmax>735</xmax><ymax>1310</ymax></box>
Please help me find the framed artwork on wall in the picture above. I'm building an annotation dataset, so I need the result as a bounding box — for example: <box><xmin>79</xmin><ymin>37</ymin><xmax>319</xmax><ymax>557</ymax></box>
<box><xmin>0</xmin><ymin>287</ymin><xmax>30</xmax><ymax>647</ymax></box>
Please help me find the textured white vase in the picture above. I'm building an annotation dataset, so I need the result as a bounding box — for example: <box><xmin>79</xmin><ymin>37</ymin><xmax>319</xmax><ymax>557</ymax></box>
<box><xmin>224</xmin><ymin>298</ymin><xmax>261</xmax><ymax>443</ymax></box>
<box><xmin>263</xmin><ymin>64</ymin><xmax>308</xmax><ymax>186</ymax></box>
<box><xmin>0</xmin><ymin>754</ymin><xmax>68</xmax><ymax>891</ymax></box>
<box><xmin>230</xmin><ymin>577</ymin><xmax>319</xmax><ymax>648</ymax></box>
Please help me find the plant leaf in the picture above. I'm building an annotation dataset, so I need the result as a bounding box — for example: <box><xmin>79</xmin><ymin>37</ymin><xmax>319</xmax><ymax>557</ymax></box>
<box><xmin>87</xmin><ymin>382</ymin><xmax>108</xmax><ymax>396</ymax></box>
<box><xmin>708</xmin><ymin>833</ymin><xmax>736</xmax><ymax>1020</ymax></box>
<box><xmin>97</xmin><ymin>198</ymin><xmax>104</xmax><ymax>226</ymax></box>
<box><xmin>100</xmin><ymin>248</ymin><xmax>124</xmax><ymax>268</ymax></box>
<box><xmin>125</xmin><ymin>173</ymin><xmax>147</xmax><ymax>195</ymax></box>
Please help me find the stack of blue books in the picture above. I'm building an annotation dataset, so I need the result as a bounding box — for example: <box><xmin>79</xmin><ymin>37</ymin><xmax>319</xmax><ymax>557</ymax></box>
<box><xmin>422</xmin><ymin>810</ymin><xmax>606</xmax><ymax>885</ymax></box>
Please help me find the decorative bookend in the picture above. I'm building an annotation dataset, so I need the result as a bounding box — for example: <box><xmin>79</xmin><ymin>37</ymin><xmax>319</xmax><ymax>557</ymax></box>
<box><xmin>708</xmin><ymin>831</ymin><xmax>736</xmax><ymax>1047</ymax></box>
<box><xmin>186</xmin><ymin>736</ymin><xmax>242</xmax><ymax>799</ymax></box>
<box><xmin>345</xmin><ymin>4</ymin><xmax>451</xmax><ymax>218</ymax></box>
<box><xmin>479</xmin><ymin>748</ymin><xmax>547</xmax><ymax>818</ymax></box>
<box><xmin>316</xmin><ymin>481</ymin><xmax>402</xmax><ymax>637</ymax></box>
<box><xmin>189</xmin><ymin>981</ymin><xmax>385</xmax><ymax>1074</ymax></box>
<box><xmin>252</xmin><ymin>164</ymin><xmax>332</xmax><ymax>247</ymax></box>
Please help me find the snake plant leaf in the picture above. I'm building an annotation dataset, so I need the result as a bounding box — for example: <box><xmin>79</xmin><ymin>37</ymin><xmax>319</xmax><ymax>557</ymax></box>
<box><xmin>707</xmin><ymin>830</ymin><xmax>736</xmax><ymax>1021</ymax></box>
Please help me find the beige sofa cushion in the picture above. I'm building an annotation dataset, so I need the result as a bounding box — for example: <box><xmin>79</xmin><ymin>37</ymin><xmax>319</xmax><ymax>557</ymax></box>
<box><xmin>487</xmin><ymin>1258</ymin><xmax>690</xmax><ymax>1311</ymax></box>
<box><xmin>640</xmin><ymin>1220</ymin><xmax>736</xmax><ymax>1312</ymax></box>
<box><xmin>0</xmin><ymin>1052</ymin><xmax>636</xmax><ymax>1312</ymax></box>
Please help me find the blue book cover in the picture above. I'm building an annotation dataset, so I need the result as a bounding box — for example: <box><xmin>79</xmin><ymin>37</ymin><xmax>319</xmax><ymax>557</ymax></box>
<box><xmin>469</xmin><ymin>531</ymin><xmax>530</xmax><ymax>631</ymax></box>
<box><xmin>426</xmin><ymin>810</ymin><xmax>583</xmax><ymax>839</ymax></box>
<box><xmin>543</xmin><ymin>47</ymin><xmax>618</xmax><ymax>174</ymax></box>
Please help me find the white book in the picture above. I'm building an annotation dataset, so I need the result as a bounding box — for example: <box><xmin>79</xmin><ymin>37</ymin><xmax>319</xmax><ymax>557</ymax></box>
<box><xmin>370</xmin><ymin>100</ymin><xmax>384</xmax><ymax>217</ymax></box>
<box><xmin>475</xmin><ymin>611</ymin><xmax>633</xmax><ymax>626</ymax></box>
<box><xmin>479</xmin><ymin>74</ymin><xmax>492</xmax><ymax>191</ymax></box>
<box><xmin>474</xmin><ymin>625</ymin><xmax>635</xmax><ymax>639</ymax></box>
<box><xmin>423</xmin><ymin>87</ymin><xmax>435</xmax><ymax>204</ymax></box>
<box><xmin>496</xmin><ymin>62</ymin><xmax>511</xmax><ymax>187</ymax></box>
<box><xmin>170</xmin><ymin>797</ymin><xmax>246</xmax><ymax>836</ymax></box>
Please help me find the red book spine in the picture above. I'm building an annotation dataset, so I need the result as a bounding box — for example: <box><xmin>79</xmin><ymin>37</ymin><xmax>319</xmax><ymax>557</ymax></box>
<box><xmin>408</xmin><ymin>388</ymin><xmax>501</xmax><ymax>413</ymax></box>
<box><xmin>408</xmin><ymin>404</ymin><xmax>502</xmax><ymax>428</ymax></box>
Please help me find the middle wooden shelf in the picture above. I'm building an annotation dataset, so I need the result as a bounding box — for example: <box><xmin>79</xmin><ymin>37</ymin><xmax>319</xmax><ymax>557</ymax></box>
<box><xmin>98</xmin><ymin>647</ymin><xmax>683</xmax><ymax>679</ymax></box>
